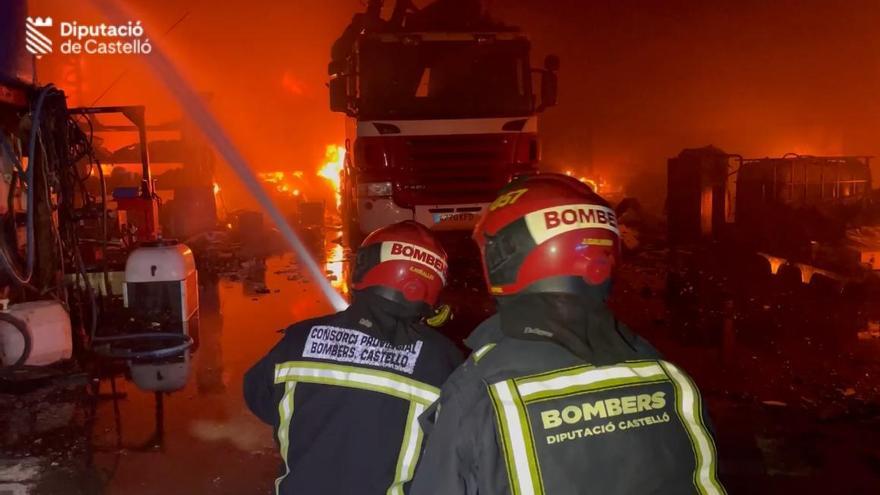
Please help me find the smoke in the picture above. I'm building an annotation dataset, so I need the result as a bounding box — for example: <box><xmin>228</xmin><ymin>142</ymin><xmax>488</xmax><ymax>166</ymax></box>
<box><xmin>74</xmin><ymin>0</ymin><xmax>348</xmax><ymax>310</ymax></box>
<box><xmin>29</xmin><ymin>0</ymin><xmax>880</xmax><ymax>212</ymax></box>
<box><xmin>31</xmin><ymin>0</ymin><xmax>360</xmax><ymax>208</ymax></box>
<box><xmin>494</xmin><ymin>0</ymin><xmax>880</xmax><ymax>207</ymax></box>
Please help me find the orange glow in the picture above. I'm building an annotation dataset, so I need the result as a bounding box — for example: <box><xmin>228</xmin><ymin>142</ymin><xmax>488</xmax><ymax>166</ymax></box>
<box><xmin>563</xmin><ymin>169</ymin><xmax>598</xmax><ymax>192</ymax></box>
<box><xmin>256</xmin><ymin>148</ymin><xmax>343</xmax><ymax>206</ymax></box>
<box><xmin>259</xmin><ymin>171</ymin><xmax>286</xmax><ymax>184</ymax></box>
<box><xmin>213</xmin><ymin>182</ymin><xmax>221</xmax><ymax>194</ymax></box>
<box><xmin>258</xmin><ymin>171</ymin><xmax>304</xmax><ymax>199</ymax></box>
<box><xmin>318</xmin><ymin>145</ymin><xmax>345</xmax><ymax>209</ymax></box>
<box><xmin>282</xmin><ymin>71</ymin><xmax>306</xmax><ymax>96</ymax></box>
<box><xmin>582</xmin><ymin>178</ymin><xmax>597</xmax><ymax>191</ymax></box>
<box><xmin>325</xmin><ymin>244</ymin><xmax>349</xmax><ymax>295</ymax></box>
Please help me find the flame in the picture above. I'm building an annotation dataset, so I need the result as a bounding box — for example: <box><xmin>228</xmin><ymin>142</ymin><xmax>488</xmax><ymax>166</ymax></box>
<box><xmin>213</xmin><ymin>182</ymin><xmax>221</xmax><ymax>194</ymax></box>
<box><xmin>563</xmin><ymin>169</ymin><xmax>603</xmax><ymax>193</ymax></box>
<box><xmin>564</xmin><ymin>169</ymin><xmax>594</xmax><ymax>190</ymax></box>
<box><xmin>582</xmin><ymin>178</ymin><xmax>597</xmax><ymax>191</ymax></box>
<box><xmin>318</xmin><ymin>145</ymin><xmax>345</xmax><ymax>208</ymax></box>
<box><xmin>258</xmin><ymin>171</ymin><xmax>307</xmax><ymax>198</ymax></box>
<box><xmin>325</xmin><ymin>244</ymin><xmax>349</xmax><ymax>295</ymax></box>
<box><xmin>259</xmin><ymin>171</ymin><xmax>286</xmax><ymax>184</ymax></box>
<box><xmin>256</xmin><ymin>144</ymin><xmax>344</xmax><ymax>207</ymax></box>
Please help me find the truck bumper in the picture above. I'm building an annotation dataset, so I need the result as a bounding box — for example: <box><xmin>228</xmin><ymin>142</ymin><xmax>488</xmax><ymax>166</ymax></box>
<box><xmin>357</xmin><ymin>198</ymin><xmax>413</xmax><ymax>235</ymax></box>
<box><xmin>356</xmin><ymin>199</ymin><xmax>489</xmax><ymax>234</ymax></box>
<box><xmin>414</xmin><ymin>203</ymin><xmax>488</xmax><ymax>231</ymax></box>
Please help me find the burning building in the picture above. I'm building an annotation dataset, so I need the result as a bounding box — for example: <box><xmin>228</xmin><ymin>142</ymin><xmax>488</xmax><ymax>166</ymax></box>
<box><xmin>0</xmin><ymin>1</ymin><xmax>879</xmax><ymax>494</ymax></box>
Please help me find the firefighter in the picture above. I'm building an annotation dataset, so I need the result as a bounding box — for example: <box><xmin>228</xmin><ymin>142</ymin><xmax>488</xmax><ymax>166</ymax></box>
<box><xmin>244</xmin><ymin>220</ymin><xmax>462</xmax><ymax>494</ymax></box>
<box><xmin>411</xmin><ymin>174</ymin><xmax>726</xmax><ymax>494</ymax></box>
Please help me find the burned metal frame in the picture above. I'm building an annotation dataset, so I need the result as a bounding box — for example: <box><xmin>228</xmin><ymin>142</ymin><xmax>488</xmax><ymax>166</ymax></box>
<box><xmin>68</xmin><ymin>105</ymin><xmax>154</xmax><ymax>199</ymax></box>
<box><xmin>740</xmin><ymin>153</ymin><xmax>873</xmax><ymax>204</ymax></box>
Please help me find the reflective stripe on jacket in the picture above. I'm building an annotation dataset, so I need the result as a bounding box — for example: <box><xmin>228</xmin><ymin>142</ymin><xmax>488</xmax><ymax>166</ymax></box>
<box><xmin>245</xmin><ymin>307</ymin><xmax>461</xmax><ymax>495</ymax></box>
<box><xmin>411</xmin><ymin>314</ymin><xmax>726</xmax><ymax>495</ymax></box>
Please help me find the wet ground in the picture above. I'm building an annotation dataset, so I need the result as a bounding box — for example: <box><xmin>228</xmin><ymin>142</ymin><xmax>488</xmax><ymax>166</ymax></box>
<box><xmin>1</xmin><ymin>234</ymin><xmax>879</xmax><ymax>494</ymax></box>
<box><xmin>0</xmin><ymin>250</ymin><xmax>340</xmax><ymax>495</ymax></box>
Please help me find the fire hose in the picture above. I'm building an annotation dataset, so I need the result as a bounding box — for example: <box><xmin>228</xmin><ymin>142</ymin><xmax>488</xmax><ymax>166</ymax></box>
<box><xmin>91</xmin><ymin>333</ymin><xmax>193</xmax><ymax>360</ymax></box>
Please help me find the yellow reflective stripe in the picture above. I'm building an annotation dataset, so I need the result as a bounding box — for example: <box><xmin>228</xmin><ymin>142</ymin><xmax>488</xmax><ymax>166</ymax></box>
<box><xmin>274</xmin><ymin>361</ymin><xmax>439</xmax><ymax>405</ymax></box>
<box><xmin>274</xmin><ymin>382</ymin><xmax>296</xmax><ymax>495</ymax></box>
<box><xmin>489</xmin><ymin>380</ymin><xmax>542</xmax><ymax>495</ymax></box>
<box><xmin>386</xmin><ymin>401</ymin><xmax>426</xmax><ymax>495</ymax></box>
<box><xmin>273</xmin><ymin>362</ymin><xmax>439</xmax><ymax>495</ymax></box>
<box><xmin>660</xmin><ymin>362</ymin><xmax>725</xmax><ymax>495</ymax></box>
<box><xmin>515</xmin><ymin>362</ymin><xmax>666</xmax><ymax>401</ymax></box>
<box><xmin>489</xmin><ymin>360</ymin><xmax>723</xmax><ymax>494</ymax></box>
<box><xmin>472</xmin><ymin>343</ymin><xmax>496</xmax><ymax>363</ymax></box>
<box><xmin>513</xmin><ymin>386</ymin><xmax>545</xmax><ymax>494</ymax></box>
<box><xmin>489</xmin><ymin>382</ymin><xmax>524</xmax><ymax>495</ymax></box>
<box><xmin>506</xmin><ymin>364</ymin><xmax>594</xmax><ymax>389</ymax></box>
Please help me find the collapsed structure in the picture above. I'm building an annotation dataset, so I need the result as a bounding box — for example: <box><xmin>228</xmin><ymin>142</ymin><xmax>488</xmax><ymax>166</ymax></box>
<box><xmin>668</xmin><ymin>146</ymin><xmax>880</xmax><ymax>285</ymax></box>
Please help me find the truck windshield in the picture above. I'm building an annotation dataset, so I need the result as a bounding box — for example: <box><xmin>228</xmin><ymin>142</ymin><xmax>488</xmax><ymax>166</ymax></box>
<box><xmin>357</xmin><ymin>38</ymin><xmax>533</xmax><ymax>120</ymax></box>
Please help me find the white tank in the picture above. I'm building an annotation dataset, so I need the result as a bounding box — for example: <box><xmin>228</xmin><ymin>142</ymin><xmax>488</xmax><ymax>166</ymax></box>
<box><xmin>123</xmin><ymin>241</ymin><xmax>199</xmax><ymax>336</ymax></box>
<box><xmin>123</xmin><ymin>241</ymin><xmax>199</xmax><ymax>392</ymax></box>
<box><xmin>130</xmin><ymin>352</ymin><xmax>192</xmax><ymax>392</ymax></box>
<box><xmin>0</xmin><ymin>300</ymin><xmax>72</xmax><ymax>367</ymax></box>
<box><xmin>124</xmin><ymin>241</ymin><xmax>197</xmax><ymax>283</ymax></box>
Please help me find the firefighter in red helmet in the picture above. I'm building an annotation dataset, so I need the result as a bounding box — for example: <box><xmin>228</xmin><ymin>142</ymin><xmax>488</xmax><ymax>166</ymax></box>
<box><xmin>411</xmin><ymin>174</ymin><xmax>726</xmax><ymax>495</ymax></box>
<box><xmin>244</xmin><ymin>221</ymin><xmax>461</xmax><ymax>495</ymax></box>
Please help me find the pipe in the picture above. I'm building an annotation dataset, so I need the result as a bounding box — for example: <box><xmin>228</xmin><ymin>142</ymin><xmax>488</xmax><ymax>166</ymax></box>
<box><xmin>24</xmin><ymin>85</ymin><xmax>55</xmax><ymax>284</ymax></box>
<box><xmin>0</xmin><ymin>135</ymin><xmax>25</xmax><ymax>176</ymax></box>
<box><xmin>96</xmin><ymin>157</ymin><xmax>113</xmax><ymax>297</ymax></box>
<box><xmin>91</xmin><ymin>333</ymin><xmax>193</xmax><ymax>360</ymax></box>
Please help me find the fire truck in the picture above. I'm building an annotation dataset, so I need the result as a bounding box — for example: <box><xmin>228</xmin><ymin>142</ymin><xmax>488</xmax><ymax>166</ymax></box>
<box><xmin>329</xmin><ymin>0</ymin><xmax>558</xmax><ymax>247</ymax></box>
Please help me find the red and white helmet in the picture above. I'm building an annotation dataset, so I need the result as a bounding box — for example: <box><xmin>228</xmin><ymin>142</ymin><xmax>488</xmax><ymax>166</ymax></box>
<box><xmin>473</xmin><ymin>173</ymin><xmax>621</xmax><ymax>298</ymax></box>
<box><xmin>352</xmin><ymin>221</ymin><xmax>448</xmax><ymax>309</ymax></box>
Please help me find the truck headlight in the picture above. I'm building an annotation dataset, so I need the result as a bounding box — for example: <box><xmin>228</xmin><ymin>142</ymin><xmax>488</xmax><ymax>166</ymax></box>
<box><xmin>357</xmin><ymin>182</ymin><xmax>393</xmax><ymax>198</ymax></box>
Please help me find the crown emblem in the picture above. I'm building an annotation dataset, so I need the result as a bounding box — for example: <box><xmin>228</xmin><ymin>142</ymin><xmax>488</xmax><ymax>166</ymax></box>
<box><xmin>25</xmin><ymin>17</ymin><xmax>53</xmax><ymax>57</ymax></box>
<box><xmin>26</xmin><ymin>17</ymin><xmax>53</xmax><ymax>28</ymax></box>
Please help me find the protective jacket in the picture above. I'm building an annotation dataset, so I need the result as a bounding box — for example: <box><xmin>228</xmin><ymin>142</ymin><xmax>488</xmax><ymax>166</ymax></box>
<box><xmin>244</xmin><ymin>292</ymin><xmax>462</xmax><ymax>495</ymax></box>
<box><xmin>411</xmin><ymin>306</ymin><xmax>726</xmax><ymax>495</ymax></box>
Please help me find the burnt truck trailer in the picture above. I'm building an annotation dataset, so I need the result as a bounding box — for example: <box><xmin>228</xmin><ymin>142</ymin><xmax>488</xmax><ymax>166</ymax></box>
<box><xmin>329</xmin><ymin>0</ymin><xmax>558</xmax><ymax>247</ymax></box>
<box><xmin>668</xmin><ymin>147</ymin><xmax>880</xmax><ymax>286</ymax></box>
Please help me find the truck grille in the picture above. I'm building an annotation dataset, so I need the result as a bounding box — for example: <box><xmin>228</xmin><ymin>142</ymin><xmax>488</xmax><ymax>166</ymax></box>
<box><xmin>397</xmin><ymin>135</ymin><xmax>515</xmax><ymax>204</ymax></box>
